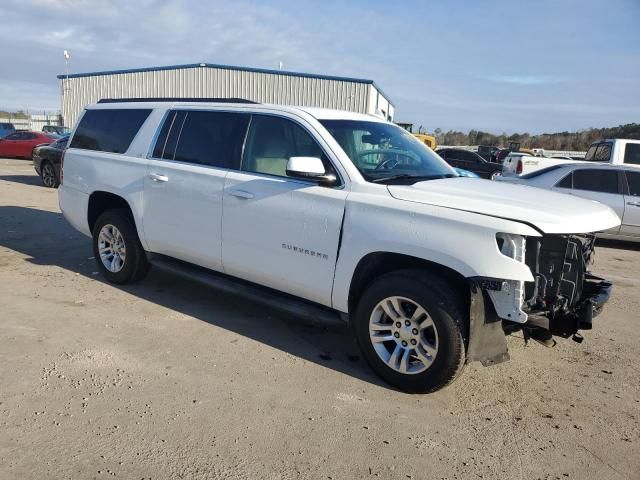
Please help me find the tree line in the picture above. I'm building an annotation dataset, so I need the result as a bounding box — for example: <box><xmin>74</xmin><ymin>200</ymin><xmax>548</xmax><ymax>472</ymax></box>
<box><xmin>433</xmin><ymin>123</ymin><xmax>640</xmax><ymax>151</ymax></box>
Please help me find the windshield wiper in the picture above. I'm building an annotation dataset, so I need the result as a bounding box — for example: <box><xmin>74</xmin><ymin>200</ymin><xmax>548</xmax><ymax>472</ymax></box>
<box><xmin>371</xmin><ymin>173</ymin><xmax>456</xmax><ymax>184</ymax></box>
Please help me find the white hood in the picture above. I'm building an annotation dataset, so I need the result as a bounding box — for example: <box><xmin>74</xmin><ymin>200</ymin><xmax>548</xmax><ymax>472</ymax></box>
<box><xmin>387</xmin><ymin>178</ymin><xmax>621</xmax><ymax>234</ymax></box>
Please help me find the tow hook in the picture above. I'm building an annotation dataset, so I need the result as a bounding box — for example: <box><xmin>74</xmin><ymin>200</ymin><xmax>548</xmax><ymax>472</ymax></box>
<box><xmin>524</xmin><ymin>329</ymin><xmax>557</xmax><ymax>348</ymax></box>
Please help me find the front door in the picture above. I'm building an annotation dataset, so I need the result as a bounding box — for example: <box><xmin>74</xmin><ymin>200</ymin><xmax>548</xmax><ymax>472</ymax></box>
<box><xmin>221</xmin><ymin>114</ymin><xmax>347</xmax><ymax>306</ymax></box>
<box><xmin>143</xmin><ymin>109</ymin><xmax>250</xmax><ymax>271</ymax></box>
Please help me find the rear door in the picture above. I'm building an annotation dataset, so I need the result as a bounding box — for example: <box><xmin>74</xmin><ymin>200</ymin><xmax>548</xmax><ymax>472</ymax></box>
<box><xmin>221</xmin><ymin>114</ymin><xmax>347</xmax><ymax>306</ymax></box>
<box><xmin>143</xmin><ymin>109</ymin><xmax>250</xmax><ymax>271</ymax></box>
<box><xmin>621</xmin><ymin>170</ymin><xmax>640</xmax><ymax>237</ymax></box>
<box><xmin>554</xmin><ymin>168</ymin><xmax>623</xmax><ymax>234</ymax></box>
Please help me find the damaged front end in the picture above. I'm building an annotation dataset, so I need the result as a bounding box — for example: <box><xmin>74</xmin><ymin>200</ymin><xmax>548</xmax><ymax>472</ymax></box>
<box><xmin>467</xmin><ymin>233</ymin><xmax>612</xmax><ymax>365</ymax></box>
<box><xmin>519</xmin><ymin>234</ymin><xmax>612</xmax><ymax>341</ymax></box>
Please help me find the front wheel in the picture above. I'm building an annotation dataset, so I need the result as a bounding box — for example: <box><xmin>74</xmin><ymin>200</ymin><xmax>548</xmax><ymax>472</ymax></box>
<box><xmin>354</xmin><ymin>270</ymin><xmax>466</xmax><ymax>393</ymax></box>
<box><xmin>92</xmin><ymin>209</ymin><xmax>149</xmax><ymax>284</ymax></box>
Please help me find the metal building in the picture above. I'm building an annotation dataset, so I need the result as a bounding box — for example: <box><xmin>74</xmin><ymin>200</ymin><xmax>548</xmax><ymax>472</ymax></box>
<box><xmin>58</xmin><ymin>63</ymin><xmax>395</xmax><ymax>127</ymax></box>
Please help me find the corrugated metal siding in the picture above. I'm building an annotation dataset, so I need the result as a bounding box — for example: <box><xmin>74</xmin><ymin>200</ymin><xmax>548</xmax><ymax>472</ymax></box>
<box><xmin>61</xmin><ymin>66</ymin><xmax>381</xmax><ymax>127</ymax></box>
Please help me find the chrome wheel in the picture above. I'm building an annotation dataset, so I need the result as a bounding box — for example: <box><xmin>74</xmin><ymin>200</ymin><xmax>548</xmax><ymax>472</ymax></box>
<box><xmin>369</xmin><ymin>296</ymin><xmax>438</xmax><ymax>375</ymax></box>
<box><xmin>42</xmin><ymin>163</ymin><xmax>57</xmax><ymax>187</ymax></box>
<box><xmin>98</xmin><ymin>224</ymin><xmax>126</xmax><ymax>273</ymax></box>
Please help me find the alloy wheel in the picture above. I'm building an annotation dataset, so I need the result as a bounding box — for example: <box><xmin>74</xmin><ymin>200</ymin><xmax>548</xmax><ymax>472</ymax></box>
<box><xmin>98</xmin><ymin>224</ymin><xmax>127</xmax><ymax>273</ymax></box>
<box><xmin>369</xmin><ymin>296</ymin><xmax>439</xmax><ymax>374</ymax></box>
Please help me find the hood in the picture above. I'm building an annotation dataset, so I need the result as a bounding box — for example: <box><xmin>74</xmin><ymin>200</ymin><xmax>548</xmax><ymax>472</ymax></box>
<box><xmin>387</xmin><ymin>178</ymin><xmax>621</xmax><ymax>234</ymax></box>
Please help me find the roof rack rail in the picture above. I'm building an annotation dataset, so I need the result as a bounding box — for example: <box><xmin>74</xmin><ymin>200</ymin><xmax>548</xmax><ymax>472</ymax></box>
<box><xmin>97</xmin><ymin>97</ymin><xmax>258</xmax><ymax>104</ymax></box>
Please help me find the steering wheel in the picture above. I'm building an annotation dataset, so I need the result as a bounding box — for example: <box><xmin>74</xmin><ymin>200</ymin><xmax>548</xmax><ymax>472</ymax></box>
<box><xmin>356</xmin><ymin>149</ymin><xmax>417</xmax><ymax>170</ymax></box>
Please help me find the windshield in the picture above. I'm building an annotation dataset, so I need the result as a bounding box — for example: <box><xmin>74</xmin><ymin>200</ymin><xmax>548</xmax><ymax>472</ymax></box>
<box><xmin>320</xmin><ymin>120</ymin><xmax>457</xmax><ymax>183</ymax></box>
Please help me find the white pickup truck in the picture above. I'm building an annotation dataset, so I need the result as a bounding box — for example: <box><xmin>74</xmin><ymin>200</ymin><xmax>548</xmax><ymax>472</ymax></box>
<box><xmin>502</xmin><ymin>139</ymin><xmax>640</xmax><ymax>177</ymax></box>
<box><xmin>59</xmin><ymin>99</ymin><xmax>620</xmax><ymax>393</ymax></box>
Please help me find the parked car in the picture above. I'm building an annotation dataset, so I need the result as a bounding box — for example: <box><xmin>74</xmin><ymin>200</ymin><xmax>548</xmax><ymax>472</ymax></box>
<box><xmin>583</xmin><ymin>139</ymin><xmax>640</xmax><ymax>166</ymax></box>
<box><xmin>497</xmin><ymin>163</ymin><xmax>640</xmax><ymax>242</ymax></box>
<box><xmin>32</xmin><ymin>135</ymin><xmax>69</xmax><ymax>188</ymax></box>
<box><xmin>0</xmin><ymin>122</ymin><xmax>16</xmax><ymax>138</ymax></box>
<box><xmin>0</xmin><ymin>131</ymin><xmax>56</xmax><ymax>158</ymax></box>
<box><xmin>43</xmin><ymin>125</ymin><xmax>71</xmax><ymax>136</ymax></box>
<box><xmin>436</xmin><ymin>147</ymin><xmax>503</xmax><ymax>179</ymax></box>
<box><xmin>502</xmin><ymin>152</ymin><xmax>575</xmax><ymax>177</ymax></box>
<box><xmin>59</xmin><ymin>100</ymin><xmax>618</xmax><ymax>393</ymax></box>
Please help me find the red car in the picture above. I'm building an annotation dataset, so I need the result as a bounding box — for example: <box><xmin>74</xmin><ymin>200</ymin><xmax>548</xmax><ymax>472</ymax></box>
<box><xmin>0</xmin><ymin>131</ymin><xmax>57</xmax><ymax>159</ymax></box>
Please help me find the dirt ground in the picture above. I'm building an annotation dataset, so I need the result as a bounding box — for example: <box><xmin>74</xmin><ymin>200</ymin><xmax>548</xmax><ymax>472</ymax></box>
<box><xmin>0</xmin><ymin>157</ymin><xmax>638</xmax><ymax>480</ymax></box>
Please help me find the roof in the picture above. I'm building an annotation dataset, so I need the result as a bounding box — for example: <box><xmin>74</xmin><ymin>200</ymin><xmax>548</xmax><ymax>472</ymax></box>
<box><xmin>86</xmin><ymin>100</ymin><xmax>389</xmax><ymax>123</ymax></box>
<box><xmin>56</xmin><ymin>62</ymin><xmax>394</xmax><ymax>106</ymax></box>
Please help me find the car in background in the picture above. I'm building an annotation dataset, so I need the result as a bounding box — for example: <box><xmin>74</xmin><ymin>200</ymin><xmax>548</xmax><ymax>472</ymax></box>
<box><xmin>32</xmin><ymin>135</ymin><xmax>69</xmax><ymax>188</ymax></box>
<box><xmin>502</xmin><ymin>152</ymin><xmax>575</xmax><ymax>177</ymax></box>
<box><xmin>497</xmin><ymin>163</ymin><xmax>638</xmax><ymax>242</ymax></box>
<box><xmin>0</xmin><ymin>131</ymin><xmax>56</xmax><ymax>159</ymax></box>
<box><xmin>43</xmin><ymin>125</ymin><xmax>71</xmax><ymax>136</ymax></box>
<box><xmin>453</xmin><ymin>167</ymin><xmax>479</xmax><ymax>178</ymax></box>
<box><xmin>0</xmin><ymin>122</ymin><xmax>16</xmax><ymax>138</ymax></box>
<box><xmin>437</xmin><ymin>147</ymin><xmax>503</xmax><ymax>179</ymax></box>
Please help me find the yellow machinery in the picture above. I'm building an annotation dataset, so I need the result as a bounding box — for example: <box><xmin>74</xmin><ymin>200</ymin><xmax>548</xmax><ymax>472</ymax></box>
<box><xmin>396</xmin><ymin>122</ymin><xmax>437</xmax><ymax>150</ymax></box>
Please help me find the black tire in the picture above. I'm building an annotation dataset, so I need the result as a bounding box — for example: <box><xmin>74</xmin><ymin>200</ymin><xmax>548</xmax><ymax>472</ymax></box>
<box><xmin>40</xmin><ymin>161</ymin><xmax>60</xmax><ymax>188</ymax></box>
<box><xmin>92</xmin><ymin>209</ymin><xmax>149</xmax><ymax>284</ymax></box>
<box><xmin>354</xmin><ymin>270</ymin><xmax>466</xmax><ymax>393</ymax></box>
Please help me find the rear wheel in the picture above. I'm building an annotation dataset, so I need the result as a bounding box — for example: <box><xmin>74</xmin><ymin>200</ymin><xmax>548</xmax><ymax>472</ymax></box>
<box><xmin>354</xmin><ymin>270</ymin><xmax>466</xmax><ymax>393</ymax></box>
<box><xmin>40</xmin><ymin>161</ymin><xmax>59</xmax><ymax>188</ymax></box>
<box><xmin>92</xmin><ymin>209</ymin><xmax>149</xmax><ymax>284</ymax></box>
<box><xmin>490</xmin><ymin>170</ymin><xmax>501</xmax><ymax>180</ymax></box>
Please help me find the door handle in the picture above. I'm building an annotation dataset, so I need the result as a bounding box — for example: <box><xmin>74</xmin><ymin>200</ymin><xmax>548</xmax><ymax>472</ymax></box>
<box><xmin>227</xmin><ymin>189</ymin><xmax>254</xmax><ymax>199</ymax></box>
<box><xmin>627</xmin><ymin>201</ymin><xmax>640</xmax><ymax>207</ymax></box>
<box><xmin>150</xmin><ymin>173</ymin><xmax>168</xmax><ymax>182</ymax></box>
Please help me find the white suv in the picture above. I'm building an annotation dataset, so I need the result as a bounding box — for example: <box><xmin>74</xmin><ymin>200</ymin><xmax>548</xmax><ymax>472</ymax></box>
<box><xmin>59</xmin><ymin>99</ymin><xmax>620</xmax><ymax>393</ymax></box>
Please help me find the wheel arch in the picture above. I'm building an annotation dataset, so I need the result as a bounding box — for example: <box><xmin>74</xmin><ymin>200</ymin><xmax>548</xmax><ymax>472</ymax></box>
<box><xmin>347</xmin><ymin>251</ymin><xmax>470</xmax><ymax>315</ymax></box>
<box><xmin>87</xmin><ymin>191</ymin><xmax>136</xmax><ymax>234</ymax></box>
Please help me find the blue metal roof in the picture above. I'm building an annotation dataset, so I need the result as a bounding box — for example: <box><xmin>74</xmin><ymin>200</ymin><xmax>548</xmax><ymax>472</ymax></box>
<box><xmin>56</xmin><ymin>62</ymin><xmax>394</xmax><ymax>107</ymax></box>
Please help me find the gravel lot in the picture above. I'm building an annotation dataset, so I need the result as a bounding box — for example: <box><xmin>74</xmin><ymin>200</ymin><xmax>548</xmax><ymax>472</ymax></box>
<box><xmin>1</xmin><ymin>157</ymin><xmax>639</xmax><ymax>480</ymax></box>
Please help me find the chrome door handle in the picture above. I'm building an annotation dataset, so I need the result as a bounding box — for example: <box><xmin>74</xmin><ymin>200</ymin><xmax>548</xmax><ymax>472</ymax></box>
<box><xmin>227</xmin><ymin>189</ymin><xmax>254</xmax><ymax>199</ymax></box>
<box><xmin>150</xmin><ymin>173</ymin><xmax>168</xmax><ymax>182</ymax></box>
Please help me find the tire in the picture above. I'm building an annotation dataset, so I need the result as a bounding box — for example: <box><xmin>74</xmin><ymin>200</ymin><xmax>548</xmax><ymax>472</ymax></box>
<box><xmin>490</xmin><ymin>170</ymin><xmax>501</xmax><ymax>180</ymax></box>
<box><xmin>353</xmin><ymin>270</ymin><xmax>466</xmax><ymax>393</ymax></box>
<box><xmin>92</xmin><ymin>209</ymin><xmax>149</xmax><ymax>284</ymax></box>
<box><xmin>40</xmin><ymin>161</ymin><xmax>59</xmax><ymax>188</ymax></box>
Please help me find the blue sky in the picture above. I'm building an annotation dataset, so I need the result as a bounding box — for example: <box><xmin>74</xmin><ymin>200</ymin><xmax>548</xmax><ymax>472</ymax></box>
<box><xmin>1</xmin><ymin>0</ymin><xmax>638</xmax><ymax>133</ymax></box>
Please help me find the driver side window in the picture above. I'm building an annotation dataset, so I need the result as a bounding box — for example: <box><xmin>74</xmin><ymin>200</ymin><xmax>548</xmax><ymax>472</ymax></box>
<box><xmin>242</xmin><ymin>115</ymin><xmax>335</xmax><ymax>180</ymax></box>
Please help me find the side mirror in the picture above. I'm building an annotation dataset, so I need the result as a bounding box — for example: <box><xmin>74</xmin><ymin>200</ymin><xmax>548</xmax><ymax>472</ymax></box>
<box><xmin>286</xmin><ymin>157</ymin><xmax>337</xmax><ymax>186</ymax></box>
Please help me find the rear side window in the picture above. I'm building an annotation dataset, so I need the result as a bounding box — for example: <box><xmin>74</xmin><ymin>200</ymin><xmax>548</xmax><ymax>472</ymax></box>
<box><xmin>625</xmin><ymin>171</ymin><xmax>640</xmax><ymax>196</ymax></box>
<box><xmin>593</xmin><ymin>143</ymin><xmax>612</xmax><ymax>162</ymax></box>
<box><xmin>70</xmin><ymin>109</ymin><xmax>151</xmax><ymax>154</ymax></box>
<box><xmin>153</xmin><ymin>110</ymin><xmax>250</xmax><ymax>168</ymax></box>
<box><xmin>572</xmin><ymin>169</ymin><xmax>619</xmax><ymax>194</ymax></box>
<box><xmin>623</xmin><ymin>144</ymin><xmax>640</xmax><ymax>165</ymax></box>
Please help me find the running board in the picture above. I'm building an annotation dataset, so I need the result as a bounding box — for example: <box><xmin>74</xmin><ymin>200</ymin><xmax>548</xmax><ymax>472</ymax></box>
<box><xmin>147</xmin><ymin>254</ymin><xmax>345</xmax><ymax>326</ymax></box>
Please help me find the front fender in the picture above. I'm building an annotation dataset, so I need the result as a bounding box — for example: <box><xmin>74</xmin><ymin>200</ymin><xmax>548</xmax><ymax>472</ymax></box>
<box><xmin>331</xmin><ymin>198</ymin><xmax>539</xmax><ymax>312</ymax></box>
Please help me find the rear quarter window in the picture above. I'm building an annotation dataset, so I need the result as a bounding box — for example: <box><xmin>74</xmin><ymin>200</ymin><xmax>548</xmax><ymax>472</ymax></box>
<box><xmin>623</xmin><ymin>144</ymin><xmax>640</xmax><ymax>165</ymax></box>
<box><xmin>70</xmin><ymin>109</ymin><xmax>151</xmax><ymax>154</ymax></box>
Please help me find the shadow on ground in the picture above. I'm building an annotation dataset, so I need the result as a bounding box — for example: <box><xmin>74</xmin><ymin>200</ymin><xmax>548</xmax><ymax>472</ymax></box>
<box><xmin>596</xmin><ymin>238</ymin><xmax>640</xmax><ymax>252</ymax></box>
<box><xmin>0</xmin><ymin>205</ymin><xmax>386</xmax><ymax>389</ymax></box>
<box><xmin>0</xmin><ymin>174</ymin><xmax>44</xmax><ymax>187</ymax></box>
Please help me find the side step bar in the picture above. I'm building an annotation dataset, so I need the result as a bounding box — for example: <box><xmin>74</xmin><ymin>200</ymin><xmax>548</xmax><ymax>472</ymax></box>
<box><xmin>148</xmin><ymin>254</ymin><xmax>345</xmax><ymax>326</ymax></box>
